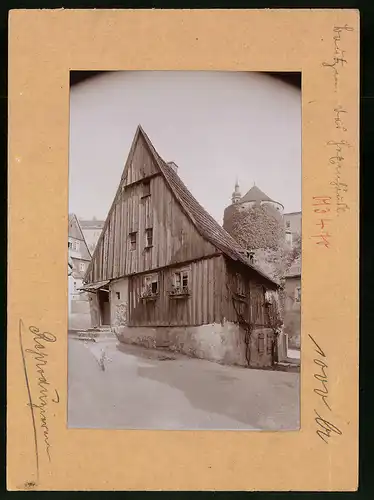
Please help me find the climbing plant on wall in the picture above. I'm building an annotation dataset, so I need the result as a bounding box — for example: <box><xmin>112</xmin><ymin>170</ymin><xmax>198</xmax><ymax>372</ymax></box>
<box><xmin>225</xmin><ymin>203</ymin><xmax>302</xmax><ymax>355</ymax></box>
<box><xmin>228</xmin><ymin>205</ymin><xmax>285</xmax><ymax>251</ymax></box>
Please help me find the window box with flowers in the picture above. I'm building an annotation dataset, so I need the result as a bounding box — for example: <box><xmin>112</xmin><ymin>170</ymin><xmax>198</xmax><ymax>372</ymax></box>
<box><xmin>169</xmin><ymin>269</ymin><xmax>190</xmax><ymax>299</ymax></box>
<box><xmin>140</xmin><ymin>274</ymin><xmax>159</xmax><ymax>302</ymax></box>
<box><xmin>168</xmin><ymin>286</ymin><xmax>190</xmax><ymax>299</ymax></box>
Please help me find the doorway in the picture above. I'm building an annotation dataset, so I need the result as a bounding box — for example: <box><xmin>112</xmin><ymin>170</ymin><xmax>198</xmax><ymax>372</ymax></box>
<box><xmin>98</xmin><ymin>287</ymin><xmax>111</xmax><ymax>326</ymax></box>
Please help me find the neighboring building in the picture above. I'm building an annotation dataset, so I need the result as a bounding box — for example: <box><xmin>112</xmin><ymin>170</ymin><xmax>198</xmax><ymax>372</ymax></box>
<box><xmin>82</xmin><ymin>126</ymin><xmax>283</xmax><ymax>368</ymax></box>
<box><xmin>223</xmin><ymin>182</ymin><xmax>302</xmax><ymax>353</ymax></box>
<box><xmin>283</xmin><ymin>211</ymin><xmax>302</xmax><ymax>248</ymax></box>
<box><xmin>283</xmin><ymin>213</ymin><xmax>301</xmax><ymax>350</ymax></box>
<box><xmin>79</xmin><ymin>218</ymin><xmax>105</xmax><ymax>254</ymax></box>
<box><xmin>68</xmin><ymin>214</ymin><xmax>92</xmax><ymax>329</ymax></box>
<box><xmin>284</xmin><ymin>256</ymin><xmax>301</xmax><ymax>349</ymax></box>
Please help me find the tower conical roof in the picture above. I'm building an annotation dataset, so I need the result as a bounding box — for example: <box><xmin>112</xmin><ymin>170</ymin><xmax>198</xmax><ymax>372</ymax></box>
<box><xmin>240</xmin><ymin>185</ymin><xmax>276</xmax><ymax>204</ymax></box>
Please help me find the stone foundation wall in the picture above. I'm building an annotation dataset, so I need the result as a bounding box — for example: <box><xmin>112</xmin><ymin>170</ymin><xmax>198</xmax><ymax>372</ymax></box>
<box><xmin>114</xmin><ymin>322</ymin><xmax>275</xmax><ymax>368</ymax></box>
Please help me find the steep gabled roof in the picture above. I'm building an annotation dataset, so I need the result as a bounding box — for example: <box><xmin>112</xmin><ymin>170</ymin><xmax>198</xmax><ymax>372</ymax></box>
<box><xmin>85</xmin><ymin>126</ymin><xmax>278</xmax><ymax>288</ymax></box>
<box><xmin>139</xmin><ymin>127</ymin><xmax>278</xmax><ymax>287</ymax></box>
<box><xmin>68</xmin><ymin>213</ymin><xmax>92</xmax><ymax>259</ymax></box>
<box><xmin>79</xmin><ymin>219</ymin><xmax>105</xmax><ymax>229</ymax></box>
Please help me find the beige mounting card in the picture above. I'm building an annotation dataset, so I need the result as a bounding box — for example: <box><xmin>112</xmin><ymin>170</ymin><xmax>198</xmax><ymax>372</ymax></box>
<box><xmin>8</xmin><ymin>9</ymin><xmax>359</xmax><ymax>491</ymax></box>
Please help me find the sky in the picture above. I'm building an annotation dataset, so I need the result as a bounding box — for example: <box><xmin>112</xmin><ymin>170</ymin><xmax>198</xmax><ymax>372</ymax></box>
<box><xmin>69</xmin><ymin>71</ymin><xmax>301</xmax><ymax>225</ymax></box>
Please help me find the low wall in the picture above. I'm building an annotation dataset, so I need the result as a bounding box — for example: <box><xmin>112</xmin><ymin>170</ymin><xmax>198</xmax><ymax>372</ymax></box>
<box><xmin>114</xmin><ymin>322</ymin><xmax>274</xmax><ymax>368</ymax></box>
<box><xmin>68</xmin><ymin>312</ymin><xmax>92</xmax><ymax>330</ymax></box>
<box><xmin>71</xmin><ymin>299</ymin><xmax>90</xmax><ymax>314</ymax></box>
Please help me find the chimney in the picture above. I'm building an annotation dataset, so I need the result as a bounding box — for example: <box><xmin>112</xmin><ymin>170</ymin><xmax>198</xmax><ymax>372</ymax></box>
<box><xmin>167</xmin><ymin>161</ymin><xmax>178</xmax><ymax>173</ymax></box>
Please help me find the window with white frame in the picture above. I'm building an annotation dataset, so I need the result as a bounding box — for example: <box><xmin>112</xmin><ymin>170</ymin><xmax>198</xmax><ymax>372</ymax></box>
<box><xmin>172</xmin><ymin>268</ymin><xmax>190</xmax><ymax>294</ymax></box>
<box><xmin>142</xmin><ymin>273</ymin><xmax>159</xmax><ymax>296</ymax></box>
<box><xmin>79</xmin><ymin>262</ymin><xmax>86</xmax><ymax>272</ymax></box>
<box><xmin>173</xmin><ymin>269</ymin><xmax>189</xmax><ymax>289</ymax></box>
<box><xmin>285</xmin><ymin>230</ymin><xmax>293</xmax><ymax>246</ymax></box>
<box><xmin>295</xmin><ymin>286</ymin><xmax>301</xmax><ymax>302</ymax></box>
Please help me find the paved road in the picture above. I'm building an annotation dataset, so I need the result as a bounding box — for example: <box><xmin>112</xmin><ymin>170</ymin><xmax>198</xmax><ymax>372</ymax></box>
<box><xmin>68</xmin><ymin>338</ymin><xmax>300</xmax><ymax>431</ymax></box>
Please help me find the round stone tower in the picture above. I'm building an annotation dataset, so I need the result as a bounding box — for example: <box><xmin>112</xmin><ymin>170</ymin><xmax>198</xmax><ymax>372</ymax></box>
<box><xmin>223</xmin><ymin>181</ymin><xmax>285</xmax><ymax>253</ymax></box>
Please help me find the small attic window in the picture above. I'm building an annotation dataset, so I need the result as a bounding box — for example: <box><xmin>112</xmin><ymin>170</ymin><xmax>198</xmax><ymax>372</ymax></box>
<box><xmin>145</xmin><ymin>228</ymin><xmax>153</xmax><ymax>248</ymax></box>
<box><xmin>129</xmin><ymin>232</ymin><xmax>137</xmax><ymax>250</ymax></box>
<box><xmin>141</xmin><ymin>180</ymin><xmax>151</xmax><ymax>198</ymax></box>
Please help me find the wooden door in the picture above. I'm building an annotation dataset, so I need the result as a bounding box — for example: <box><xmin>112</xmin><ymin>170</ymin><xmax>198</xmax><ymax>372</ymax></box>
<box><xmin>98</xmin><ymin>289</ymin><xmax>111</xmax><ymax>326</ymax></box>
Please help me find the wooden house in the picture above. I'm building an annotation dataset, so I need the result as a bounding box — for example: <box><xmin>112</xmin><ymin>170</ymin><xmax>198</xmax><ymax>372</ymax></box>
<box><xmin>82</xmin><ymin>126</ymin><xmax>280</xmax><ymax>368</ymax></box>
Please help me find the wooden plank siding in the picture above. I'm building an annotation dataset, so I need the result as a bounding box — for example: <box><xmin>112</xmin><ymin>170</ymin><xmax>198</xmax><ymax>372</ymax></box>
<box><xmin>85</xmin><ymin>146</ymin><xmax>218</xmax><ymax>284</ymax></box>
<box><xmin>128</xmin><ymin>255</ymin><xmax>226</xmax><ymax>327</ymax></box>
<box><xmin>123</xmin><ymin>134</ymin><xmax>159</xmax><ymax>186</ymax></box>
<box><xmin>224</xmin><ymin>260</ymin><xmax>267</xmax><ymax>328</ymax></box>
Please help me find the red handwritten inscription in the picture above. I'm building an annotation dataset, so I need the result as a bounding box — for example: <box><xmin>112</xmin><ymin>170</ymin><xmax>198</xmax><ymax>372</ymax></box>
<box><xmin>312</xmin><ymin>196</ymin><xmax>332</xmax><ymax>248</ymax></box>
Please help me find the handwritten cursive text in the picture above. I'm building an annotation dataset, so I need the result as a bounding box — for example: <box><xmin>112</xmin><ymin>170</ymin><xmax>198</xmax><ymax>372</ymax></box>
<box><xmin>19</xmin><ymin>319</ymin><xmax>59</xmax><ymax>482</ymax></box>
<box><xmin>322</xmin><ymin>25</ymin><xmax>354</xmax><ymax>91</ymax></box>
<box><xmin>327</xmin><ymin>139</ymin><xmax>351</xmax><ymax>215</ymax></box>
<box><xmin>309</xmin><ymin>334</ymin><xmax>342</xmax><ymax>443</ymax></box>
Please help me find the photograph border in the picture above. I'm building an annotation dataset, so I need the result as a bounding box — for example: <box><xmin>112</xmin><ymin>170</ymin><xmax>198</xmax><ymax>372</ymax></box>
<box><xmin>8</xmin><ymin>9</ymin><xmax>359</xmax><ymax>491</ymax></box>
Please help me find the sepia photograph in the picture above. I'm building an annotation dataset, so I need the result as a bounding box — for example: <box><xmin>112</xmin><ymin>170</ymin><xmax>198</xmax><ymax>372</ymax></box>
<box><xmin>67</xmin><ymin>70</ymin><xmax>301</xmax><ymax>431</ymax></box>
